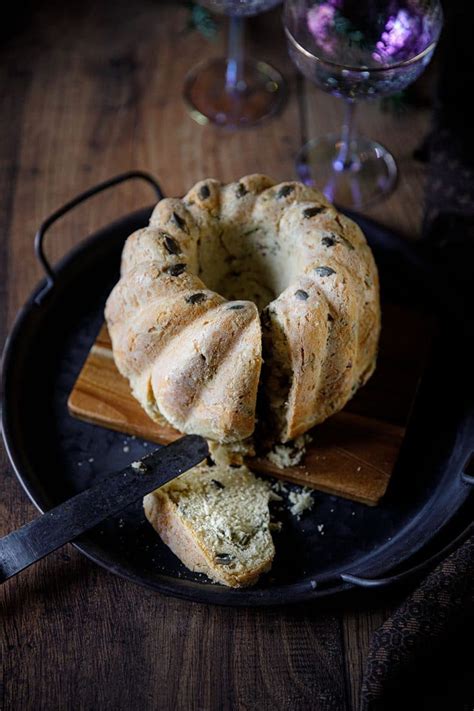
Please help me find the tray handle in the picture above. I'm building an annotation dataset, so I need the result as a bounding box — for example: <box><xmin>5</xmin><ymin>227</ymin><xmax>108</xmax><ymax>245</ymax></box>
<box><xmin>35</xmin><ymin>171</ymin><xmax>164</xmax><ymax>286</ymax></box>
<box><xmin>339</xmin><ymin>520</ymin><xmax>474</xmax><ymax>589</ymax></box>
<box><xmin>461</xmin><ymin>452</ymin><xmax>474</xmax><ymax>486</ymax></box>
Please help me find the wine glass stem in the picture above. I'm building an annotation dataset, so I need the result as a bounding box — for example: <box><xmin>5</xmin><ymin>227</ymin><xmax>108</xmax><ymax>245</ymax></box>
<box><xmin>225</xmin><ymin>16</ymin><xmax>245</xmax><ymax>93</ymax></box>
<box><xmin>334</xmin><ymin>100</ymin><xmax>357</xmax><ymax>172</ymax></box>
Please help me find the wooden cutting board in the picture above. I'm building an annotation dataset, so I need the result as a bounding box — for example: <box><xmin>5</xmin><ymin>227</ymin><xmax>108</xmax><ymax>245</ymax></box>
<box><xmin>68</xmin><ymin>304</ymin><xmax>430</xmax><ymax>505</ymax></box>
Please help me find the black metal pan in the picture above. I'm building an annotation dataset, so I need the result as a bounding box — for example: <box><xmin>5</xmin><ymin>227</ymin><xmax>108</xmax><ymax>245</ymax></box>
<box><xmin>1</xmin><ymin>172</ymin><xmax>473</xmax><ymax>606</ymax></box>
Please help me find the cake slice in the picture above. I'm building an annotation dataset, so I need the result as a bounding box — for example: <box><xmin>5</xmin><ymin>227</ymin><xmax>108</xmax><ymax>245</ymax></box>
<box><xmin>143</xmin><ymin>463</ymin><xmax>275</xmax><ymax>588</ymax></box>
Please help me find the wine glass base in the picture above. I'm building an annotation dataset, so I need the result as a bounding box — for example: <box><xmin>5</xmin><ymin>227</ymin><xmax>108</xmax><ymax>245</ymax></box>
<box><xmin>183</xmin><ymin>57</ymin><xmax>286</xmax><ymax>129</ymax></box>
<box><xmin>296</xmin><ymin>134</ymin><xmax>398</xmax><ymax>210</ymax></box>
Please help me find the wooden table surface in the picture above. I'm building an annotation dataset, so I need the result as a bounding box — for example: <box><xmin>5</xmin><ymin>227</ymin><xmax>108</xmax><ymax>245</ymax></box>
<box><xmin>0</xmin><ymin>2</ymin><xmax>432</xmax><ymax>709</ymax></box>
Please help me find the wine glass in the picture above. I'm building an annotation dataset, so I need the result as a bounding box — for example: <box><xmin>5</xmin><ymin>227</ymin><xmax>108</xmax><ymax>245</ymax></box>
<box><xmin>284</xmin><ymin>0</ymin><xmax>443</xmax><ymax>208</ymax></box>
<box><xmin>184</xmin><ymin>0</ymin><xmax>287</xmax><ymax>128</ymax></box>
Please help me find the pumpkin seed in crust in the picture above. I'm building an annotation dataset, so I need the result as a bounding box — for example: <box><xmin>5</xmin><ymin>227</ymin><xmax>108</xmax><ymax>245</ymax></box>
<box><xmin>321</xmin><ymin>236</ymin><xmax>336</xmax><ymax>247</ymax></box>
<box><xmin>215</xmin><ymin>553</ymin><xmax>233</xmax><ymax>565</ymax></box>
<box><xmin>163</xmin><ymin>234</ymin><xmax>181</xmax><ymax>255</ymax></box>
<box><xmin>167</xmin><ymin>263</ymin><xmax>186</xmax><ymax>277</ymax></box>
<box><xmin>315</xmin><ymin>266</ymin><xmax>336</xmax><ymax>277</ymax></box>
<box><xmin>303</xmin><ymin>206</ymin><xmax>325</xmax><ymax>218</ymax></box>
<box><xmin>185</xmin><ymin>292</ymin><xmax>207</xmax><ymax>305</ymax></box>
<box><xmin>277</xmin><ymin>184</ymin><xmax>294</xmax><ymax>199</ymax></box>
<box><xmin>172</xmin><ymin>212</ymin><xmax>189</xmax><ymax>234</ymax></box>
<box><xmin>199</xmin><ymin>184</ymin><xmax>211</xmax><ymax>200</ymax></box>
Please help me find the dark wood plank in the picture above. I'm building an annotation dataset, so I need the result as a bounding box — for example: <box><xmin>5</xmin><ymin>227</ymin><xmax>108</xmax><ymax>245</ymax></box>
<box><xmin>5</xmin><ymin>2</ymin><xmax>303</xmax><ymax>323</ymax></box>
<box><xmin>0</xmin><ymin>0</ymin><xmax>427</xmax><ymax>708</ymax></box>
<box><xmin>342</xmin><ymin>607</ymin><xmax>389</xmax><ymax>711</ymax></box>
<box><xmin>1</xmin><ymin>559</ymin><xmax>352</xmax><ymax>710</ymax></box>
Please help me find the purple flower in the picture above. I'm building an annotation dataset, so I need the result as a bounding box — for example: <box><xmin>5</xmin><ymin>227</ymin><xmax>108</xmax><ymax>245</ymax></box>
<box><xmin>307</xmin><ymin>3</ymin><xmax>339</xmax><ymax>55</ymax></box>
<box><xmin>373</xmin><ymin>9</ymin><xmax>427</xmax><ymax>63</ymax></box>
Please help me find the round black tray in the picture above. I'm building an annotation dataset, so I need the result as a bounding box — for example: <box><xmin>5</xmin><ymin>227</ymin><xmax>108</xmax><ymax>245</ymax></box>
<box><xmin>2</xmin><ymin>172</ymin><xmax>473</xmax><ymax>606</ymax></box>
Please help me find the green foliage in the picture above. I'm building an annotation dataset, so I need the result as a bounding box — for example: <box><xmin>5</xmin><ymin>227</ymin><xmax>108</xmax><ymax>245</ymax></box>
<box><xmin>333</xmin><ymin>14</ymin><xmax>368</xmax><ymax>49</ymax></box>
<box><xmin>185</xmin><ymin>2</ymin><xmax>218</xmax><ymax>40</ymax></box>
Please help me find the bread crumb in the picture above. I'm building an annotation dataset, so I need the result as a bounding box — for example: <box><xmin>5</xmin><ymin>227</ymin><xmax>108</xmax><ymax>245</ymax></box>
<box><xmin>267</xmin><ymin>444</ymin><xmax>305</xmax><ymax>469</ymax></box>
<box><xmin>288</xmin><ymin>488</ymin><xmax>314</xmax><ymax>518</ymax></box>
<box><xmin>131</xmin><ymin>460</ymin><xmax>146</xmax><ymax>471</ymax></box>
<box><xmin>207</xmin><ymin>438</ymin><xmax>254</xmax><ymax>467</ymax></box>
<box><xmin>266</xmin><ymin>433</ymin><xmax>313</xmax><ymax>469</ymax></box>
<box><xmin>269</xmin><ymin>490</ymin><xmax>284</xmax><ymax>502</ymax></box>
<box><xmin>271</xmin><ymin>479</ymin><xmax>288</xmax><ymax>494</ymax></box>
<box><xmin>123</xmin><ymin>445</ymin><xmax>130</xmax><ymax>453</ymax></box>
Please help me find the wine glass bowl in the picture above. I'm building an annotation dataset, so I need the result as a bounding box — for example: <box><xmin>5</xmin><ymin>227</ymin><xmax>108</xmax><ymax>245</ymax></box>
<box><xmin>184</xmin><ymin>0</ymin><xmax>287</xmax><ymax>128</ymax></box>
<box><xmin>284</xmin><ymin>0</ymin><xmax>443</xmax><ymax>208</ymax></box>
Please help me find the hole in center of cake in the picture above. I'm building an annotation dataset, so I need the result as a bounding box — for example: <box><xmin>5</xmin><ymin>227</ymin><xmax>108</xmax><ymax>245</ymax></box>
<box><xmin>195</xmin><ymin>223</ymin><xmax>295</xmax><ymax>312</ymax></box>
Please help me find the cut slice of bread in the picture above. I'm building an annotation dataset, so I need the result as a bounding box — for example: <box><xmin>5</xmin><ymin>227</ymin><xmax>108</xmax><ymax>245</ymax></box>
<box><xmin>143</xmin><ymin>463</ymin><xmax>275</xmax><ymax>588</ymax></box>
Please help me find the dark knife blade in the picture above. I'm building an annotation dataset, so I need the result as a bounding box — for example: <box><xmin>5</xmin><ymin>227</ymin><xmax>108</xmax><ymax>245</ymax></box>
<box><xmin>0</xmin><ymin>434</ymin><xmax>208</xmax><ymax>583</ymax></box>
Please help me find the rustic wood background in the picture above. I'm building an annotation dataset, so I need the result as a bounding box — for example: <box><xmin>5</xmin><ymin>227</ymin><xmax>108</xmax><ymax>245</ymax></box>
<box><xmin>0</xmin><ymin>1</ymin><xmax>432</xmax><ymax>709</ymax></box>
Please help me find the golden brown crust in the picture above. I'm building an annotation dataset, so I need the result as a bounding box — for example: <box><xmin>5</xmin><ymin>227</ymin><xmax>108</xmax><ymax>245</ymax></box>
<box><xmin>150</xmin><ymin>301</ymin><xmax>262</xmax><ymax>441</ymax></box>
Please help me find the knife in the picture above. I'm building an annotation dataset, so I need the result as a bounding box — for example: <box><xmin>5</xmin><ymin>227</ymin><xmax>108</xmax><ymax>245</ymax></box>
<box><xmin>0</xmin><ymin>434</ymin><xmax>208</xmax><ymax>583</ymax></box>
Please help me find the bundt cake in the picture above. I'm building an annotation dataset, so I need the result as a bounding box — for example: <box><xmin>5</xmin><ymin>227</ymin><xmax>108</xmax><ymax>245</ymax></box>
<box><xmin>105</xmin><ymin>174</ymin><xmax>380</xmax><ymax>444</ymax></box>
